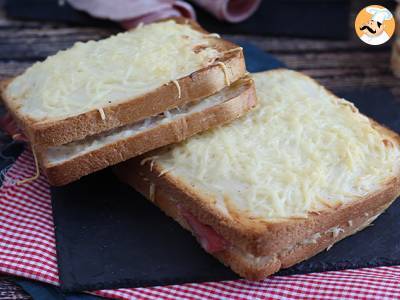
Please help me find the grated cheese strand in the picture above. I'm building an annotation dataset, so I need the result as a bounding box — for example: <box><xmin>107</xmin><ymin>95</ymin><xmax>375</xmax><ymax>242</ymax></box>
<box><xmin>208</xmin><ymin>33</ymin><xmax>221</xmax><ymax>38</ymax></box>
<box><xmin>149</xmin><ymin>183</ymin><xmax>156</xmax><ymax>202</ymax></box>
<box><xmin>223</xmin><ymin>47</ymin><xmax>243</xmax><ymax>54</ymax></box>
<box><xmin>98</xmin><ymin>107</ymin><xmax>106</xmax><ymax>121</ymax></box>
<box><xmin>216</xmin><ymin>62</ymin><xmax>230</xmax><ymax>86</ymax></box>
<box><xmin>172</xmin><ymin>80</ymin><xmax>182</xmax><ymax>99</ymax></box>
<box><xmin>158</xmin><ymin>167</ymin><xmax>175</xmax><ymax>177</ymax></box>
<box><xmin>16</xmin><ymin>149</ymin><xmax>40</xmax><ymax>185</ymax></box>
<box><xmin>140</xmin><ymin>156</ymin><xmax>159</xmax><ymax>166</ymax></box>
<box><xmin>12</xmin><ymin>133</ymin><xmax>23</xmax><ymax>140</ymax></box>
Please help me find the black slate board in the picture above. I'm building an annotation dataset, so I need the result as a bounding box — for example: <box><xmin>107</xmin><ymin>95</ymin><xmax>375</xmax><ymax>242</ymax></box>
<box><xmin>53</xmin><ymin>169</ymin><xmax>238</xmax><ymax>292</ymax></box>
<box><xmin>52</xmin><ymin>43</ymin><xmax>400</xmax><ymax>292</ymax></box>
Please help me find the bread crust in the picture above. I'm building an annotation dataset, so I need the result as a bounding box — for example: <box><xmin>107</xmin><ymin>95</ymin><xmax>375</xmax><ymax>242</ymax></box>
<box><xmin>114</xmin><ymin>69</ymin><xmax>400</xmax><ymax>265</ymax></box>
<box><xmin>117</xmin><ymin>144</ymin><xmax>400</xmax><ymax>255</ymax></box>
<box><xmin>41</xmin><ymin>78</ymin><xmax>256</xmax><ymax>186</ymax></box>
<box><xmin>115</xmin><ymin>158</ymin><xmax>397</xmax><ymax>280</ymax></box>
<box><xmin>1</xmin><ymin>18</ymin><xmax>246</xmax><ymax>148</ymax></box>
<box><xmin>214</xmin><ymin>200</ymin><xmax>394</xmax><ymax>280</ymax></box>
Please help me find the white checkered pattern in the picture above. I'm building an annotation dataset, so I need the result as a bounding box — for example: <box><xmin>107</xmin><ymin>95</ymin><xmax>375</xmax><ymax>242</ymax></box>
<box><xmin>1</xmin><ymin>150</ymin><xmax>400</xmax><ymax>300</ymax></box>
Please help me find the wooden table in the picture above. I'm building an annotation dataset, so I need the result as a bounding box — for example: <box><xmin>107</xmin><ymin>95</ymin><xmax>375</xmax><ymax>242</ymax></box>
<box><xmin>0</xmin><ymin>0</ymin><xmax>399</xmax><ymax>298</ymax></box>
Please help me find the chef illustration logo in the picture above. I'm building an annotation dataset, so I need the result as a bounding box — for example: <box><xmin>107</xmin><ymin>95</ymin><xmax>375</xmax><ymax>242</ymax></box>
<box><xmin>355</xmin><ymin>5</ymin><xmax>395</xmax><ymax>46</ymax></box>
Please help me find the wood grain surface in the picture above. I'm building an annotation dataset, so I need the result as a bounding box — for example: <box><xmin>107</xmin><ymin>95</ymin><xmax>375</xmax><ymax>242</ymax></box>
<box><xmin>0</xmin><ymin>279</ymin><xmax>30</xmax><ymax>300</ymax></box>
<box><xmin>0</xmin><ymin>0</ymin><xmax>398</xmax><ymax>299</ymax></box>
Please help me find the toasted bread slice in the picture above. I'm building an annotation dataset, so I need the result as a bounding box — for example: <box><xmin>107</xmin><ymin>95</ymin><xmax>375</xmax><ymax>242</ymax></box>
<box><xmin>39</xmin><ymin>76</ymin><xmax>256</xmax><ymax>186</ymax></box>
<box><xmin>1</xmin><ymin>18</ymin><xmax>246</xmax><ymax>147</ymax></box>
<box><xmin>114</xmin><ymin>69</ymin><xmax>400</xmax><ymax>279</ymax></box>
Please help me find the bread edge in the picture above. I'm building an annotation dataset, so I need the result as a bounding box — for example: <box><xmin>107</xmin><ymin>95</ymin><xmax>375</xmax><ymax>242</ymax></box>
<box><xmin>1</xmin><ymin>18</ymin><xmax>246</xmax><ymax>148</ymax></box>
<box><xmin>114</xmin><ymin>69</ymin><xmax>400</xmax><ymax>258</ymax></box>
<box><xmin>115</xmin><ymin>166</ymin><xmax>396</xmax><ymax>279</ymax></box>
<box><xmin>41</xmin><ymin>78</ymin><xmax>256</xmax><ymax>186</ymax></box>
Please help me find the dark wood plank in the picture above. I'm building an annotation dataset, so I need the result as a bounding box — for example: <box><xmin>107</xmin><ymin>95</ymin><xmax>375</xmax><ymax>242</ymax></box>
<box><xmin>226</xmin><ymin>34</ymin><xmax>391</xmax><ymax>53</ymax></box>
<box><xmin>0</xmin><ymin>29</ymin><xmax>398</xmax><ymax>98</ymax></box>
<box><xmin>0</xmin><ymin>61</ymin><xmax>33</xmax><ymax>78</ymax></box>
<box><xmin>1</xmin><ymin>33</ymin><xmax>398</xmax><ymax>94</ymax></box>
<box><xmin>0</xmin><ymin>27</ymin><xmax>113</xmax><ymax>60</ymax></box>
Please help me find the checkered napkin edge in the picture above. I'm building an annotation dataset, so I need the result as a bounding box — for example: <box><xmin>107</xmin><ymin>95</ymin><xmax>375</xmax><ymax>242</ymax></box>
<box><xmin>0</xmin><ymin>150</ymin><xmax>399</xmax><ymax>300</ymax></box>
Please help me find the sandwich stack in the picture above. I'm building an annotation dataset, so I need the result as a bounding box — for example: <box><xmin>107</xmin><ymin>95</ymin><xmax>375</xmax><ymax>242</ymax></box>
<box><xmin>1</xmin><ymin>16</ymin><xmax>400</xmax><ymax>283</ymax></box>
<box><xmin>0</xmin><ymin>18</ymin><xmax>255</xmax><ymax>186</ymax></box>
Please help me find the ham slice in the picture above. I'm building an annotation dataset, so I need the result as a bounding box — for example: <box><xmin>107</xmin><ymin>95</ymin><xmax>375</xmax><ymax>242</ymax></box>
<box><xmin>121</xmin><ymin>1</ymin><xmax>195</xmax><ymax>29</ymax></box>
<box><xmin>67</xmin><ymin>0</ymin><xmax>195</xmax><ymax>28</ymax></box>
<box><xmin>180</xmin><ymin>207</ymin><xmax>228</xmax><ymax>253</ymax></box>
<box><xmin>193</xmin><ymin>0</ymin><xmax>261</xmax><ymax>23</ymax></box>
<box><xmin>67</xmin><ymin>0</ymin><xmax>261</xmax><ymax>28</ymax></box>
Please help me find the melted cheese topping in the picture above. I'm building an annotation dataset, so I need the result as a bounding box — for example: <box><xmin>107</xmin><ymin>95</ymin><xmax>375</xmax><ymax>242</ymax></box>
<box><xmin>16</xmin><ymin>149</ymin><xmax>40</xmax><ymax>185</ymax></box>
<box><xmin>156</xmin><ymin>70</ymin><xmax>400</xmax><ymax>219</ymax></box>
<box><xmin>172</xmin><ymin>80</ymin><xmax>182</xmax><ymax>99</ymax></box>
<box><xmin>6</xmin><ymin>20</ymin><xmax>220</xmax><ymax>121</ymax></box>
<box><xmin>216</xmin><ymin>62</ymin><xmax>230</xmax><ymax>86</ymax></box>
<box><xmin>98</xmin><ymin>107</ymin><xmax>106</xmax><ymax>121</ymax></box>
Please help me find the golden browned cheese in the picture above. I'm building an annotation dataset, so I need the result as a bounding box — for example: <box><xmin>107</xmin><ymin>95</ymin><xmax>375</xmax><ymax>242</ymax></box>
<box><xmin>156</xmin><ymin>70</ymin><xmax>400</xmax><ymax>219</ymax></box>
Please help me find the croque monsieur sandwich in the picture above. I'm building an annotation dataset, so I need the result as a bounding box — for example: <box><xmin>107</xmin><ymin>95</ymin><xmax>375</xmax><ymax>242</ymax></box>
<box><xmin>0</xmin><ymin>18</ymin><xmax>255</xmax><ymax>186</ymax></box>
<box><xmin>115</xmin><ymin>69</ymin><xmax>400</xmax><ymax>280</ymax></box>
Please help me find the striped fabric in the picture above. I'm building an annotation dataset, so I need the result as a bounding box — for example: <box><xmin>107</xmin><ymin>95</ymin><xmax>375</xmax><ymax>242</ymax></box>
<box><xmin>1</xmin><ymin>150</ymin><xmax>399</xmax><ymax>300</ymax></box>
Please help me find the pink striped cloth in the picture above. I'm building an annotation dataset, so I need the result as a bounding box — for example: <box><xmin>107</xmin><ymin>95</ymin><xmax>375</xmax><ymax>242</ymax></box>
<box><xmin>1</xmin><ymin>150</ymin><xmax>400</xmax><ymax>300</ymax></box>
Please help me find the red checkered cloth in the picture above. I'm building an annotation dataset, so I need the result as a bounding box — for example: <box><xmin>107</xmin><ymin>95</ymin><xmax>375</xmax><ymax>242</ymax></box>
<box><xmin>1</xmin><ymin>150</ymin><xmax>400</xmax><ymax>300</ymax></box>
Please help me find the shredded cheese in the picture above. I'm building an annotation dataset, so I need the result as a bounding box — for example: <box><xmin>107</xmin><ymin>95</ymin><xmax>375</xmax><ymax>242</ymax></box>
<box><xmin>327</xmin><ymin>226</ymin><xmax>344</xmax><ymax>238</ymax></box>
<box><xmin>158</xmin><ymin>167</ymin><xmax>175</xmax><ymax>177</ymax></box>
<box><xmin>216</xmin><ymin>62</ymin><xmax>230</xmax><ymax>86</ymax></box>
<box><xmin>172</xmin><ymin>80</ymin><xmax>182</xmax><ymax>99</ymax></box>
<box><xmin>16</xmin><ymin>149</ymin><xmax>40</xmax><ymax>185</ymax></box>
<box><xmin>208</xmin><ymin>33</ymin><xmax>221</xmax><ymax>38</ymax></box>
<box><xmin>98</xmin><ymin>107</ymin><xmax>106</xmax><ymax>121</ymax></box>
<box><xmin>12</xmin><ymin>133</ymin><xmax>22</xmax><ymax>140</ymax></box>
<box><xmin>6</xmin><ymin>20</ymin><xmax>222</xmax><ymax>121</ymax></box>
<box><xmin>150</xmin><ymin>160</ymin><xmax>157</xmax><ymax>172</ymax></box>
<box><xmin>154</xmin><ymin>70</ymin><xmax>400</xmax><ymax>220</ymax></box>
<box><xmin>140</xmin><ymin>156</ymin><xmax>158</xmax><ymax>172</ymax></box>
<box><xmin>223</xmin><ymin>47</ymin><xmax>243</xmax><ymax>54</ymax></box>
<box><xmin>149</xmin><ymin>183</ymin><xmax>156</xmax><ymax>202</ymax></box>
<box><xmin>140</xmin><ymin>156</ymin><xmax>159</xmax><ymax>166</ymax></box>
